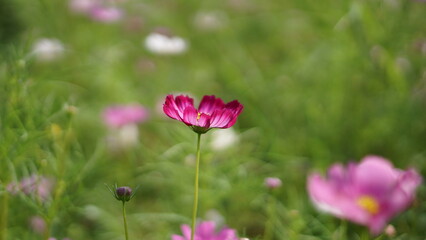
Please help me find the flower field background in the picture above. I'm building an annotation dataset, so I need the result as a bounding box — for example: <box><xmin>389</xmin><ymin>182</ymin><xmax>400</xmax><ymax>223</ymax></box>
<box><xmin>1</xmin><ymin>0</ymin><xmax>425</xmax><ymax>239</ymax></box>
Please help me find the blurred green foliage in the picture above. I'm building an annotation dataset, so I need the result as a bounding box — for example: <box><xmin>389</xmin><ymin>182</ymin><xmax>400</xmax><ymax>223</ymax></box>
<box><xmin>0</xmin><ymin>0</ymin><xmax>425</xmax><ymax>239</ymax></box>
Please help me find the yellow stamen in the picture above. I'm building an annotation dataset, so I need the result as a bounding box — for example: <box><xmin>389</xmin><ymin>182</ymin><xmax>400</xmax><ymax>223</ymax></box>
<box><xmin>357</xmin><ymin>195</ymin><xmax>379</xmax><ymax>215</ymax></box>
<box><xmin>196</xmin><ymin>112</ymin><xmax>201</xmax><ymax>120</ymax></box>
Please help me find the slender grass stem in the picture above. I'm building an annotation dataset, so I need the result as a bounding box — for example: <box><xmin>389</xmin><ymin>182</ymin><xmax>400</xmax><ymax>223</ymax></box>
<box><xmin>122</xmin><ymin>201</ymin><xmax>129</xmax><ymax>240</ymax></box>
<box><xmin>190</xmin><ymin>133</ymin><xmax>202</xmax><ymax>240</ymax></box>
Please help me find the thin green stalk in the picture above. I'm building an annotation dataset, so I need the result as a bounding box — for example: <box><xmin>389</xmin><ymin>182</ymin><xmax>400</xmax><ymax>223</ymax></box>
<box><xmin>122</xmin><ymin>201</ymin><xmax>129</xmax><ymax>240</ymax></box>
<box><xmin>191</xmin><ymin>133</ymin><xmax>202</xmax><ymax>240</ymax></box>
<box><xmin>0</xmin><ymin>192</ymin><xmax>8</xmax><ymax>240</ymax></box>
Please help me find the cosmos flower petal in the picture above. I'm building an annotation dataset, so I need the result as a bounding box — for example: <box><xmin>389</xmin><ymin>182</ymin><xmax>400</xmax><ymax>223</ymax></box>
<box><xmin>181</xmin><ymin>225</ymin><xmax>192</xmax><ymax>239</ymax></box>
<box><xmin>171</xmin><ymin>221</ymin><xmax>239</xmax><ymax>240</ymax></box>
<box><xmin>307</xmin><ymin>156</ymin><xmax>422</xmax><ymax>235</ymax></box>
<box><xmin>354</xmin><ymin>156</ymin><xmax>399</xmax><ymax>197</ymax></box>
<box><xmin>197</xmin><ymin>113</ymin><xmax>211</xmax><ymax>128</ymax></box>
<box><xmin>224</xmin><ymin>100</ymin><xmax>244</xmax><ymax>115</ymax></box>
<box><xmin>198</xmin><ymin>95</ymin><xmax>225</xmax><ymax>115</ymax></box>
<box><xmin>182</xmin><ymin>107</ymin><xmax>199</xmax><ymax>126</ymax></box>
<box><xmin>171</xmin><ymin>235</ymin><xmax>186</xmax><ymax>240</ymax></box>
<box><xmin>163</xmin><ymin>104</ymin><xmax>182</xmax><ymax>121</ymax></box>
<box><xmin>209</xmin><ymin>109</ymin><xmax>234</xmax><ymax>128</ymax></box>
<box><xmin>196</xmin><ymin>221</ymin><xmax>216</xmax><ymax>236</ymax></box>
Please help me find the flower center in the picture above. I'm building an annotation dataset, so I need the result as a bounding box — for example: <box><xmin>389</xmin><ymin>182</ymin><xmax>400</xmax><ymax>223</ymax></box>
<box><xmin>196</xmin><ymin>112</ymin><xmax>201</xmax><ymax>121</ymax></box>
<box><xmin>357</xmin><ymin>195</ymin><xmax>379</xmax><ymax>215</ymax></box>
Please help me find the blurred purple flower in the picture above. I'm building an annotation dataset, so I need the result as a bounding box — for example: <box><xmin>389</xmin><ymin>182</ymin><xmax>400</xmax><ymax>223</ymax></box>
<box><xmin>163</xmin><ymin>95</ymin><xmax>243</xmax><ymax>134</ymax></box>
<box><xmin>264</xmin><ymin>177</ymin><xmax>282</xmax><ymax>189</ymax></box>
<box><xmin>103</xmin><ymin>105</ymin><xmax>149</xmax><ymax>128</ymax></box>
<box><xmin>29</xmin><ymin>216</ymin><xmax>46</xmax><ymax>234</ymax></box>
<box><xmin>171</xmin><ymin>221</ymin><xmax>239</xmax><ymax>240</ymax></box>
<box><xmin>90</xmin><ymin>6</ymin><xmax>123</xmax><ymax>22</ymax></box>
<box><xmin>69</xmin><ymin>0</ymin><xmax>99</xmax><ymax>13</ymax></box>
<box><xmin>307</xmin><ymin>155</ymin><xmax>422</xmax><ymax>235</ymax></box>
<box><xmin>69</xmin><ymin>0</ymin><xmax>123</xmax><ymax>23</ymax></box>
<box><xmin>8</xmin><ymin>175</ymin><xmax>54</xmax><ymax>201</ymax></box>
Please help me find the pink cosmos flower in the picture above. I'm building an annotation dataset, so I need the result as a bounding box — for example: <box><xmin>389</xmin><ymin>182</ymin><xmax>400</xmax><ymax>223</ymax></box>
<box><xmin>163</xmin><ymin>95</ymin><xmax>243</xmax><ymax>134</ymax></box>
<box><xmin>7</xmin><ymin>175</ymin><xmax>54</xmax><ymax>201</ymax></box>
<box><xmin>90</xmin><ymin>6</ymin><xmax>123</xmax><ymax>23</ymax></box>
<box><xmin>103</xmin><ymin>105</ymin><xmax>149</xmax><ymax>128</ymax></box>
<box><xmin>172</xmin><ymin>221</ymin><xmax>239</xmax><ymax>240</ymax></box>
<box><xmin>307</xmin><ymin>155</ymin><xmax>422</xmax><ymax>235</ymax></box>
<box><xmin>29</xmin><ymin>216</ymin><xmax>46</xmax><ymax>234</ymax></box>
<box><xmin>264</xmin><ymin>177</ymin><xmax>282</xmax><ymax>189</ymax></box>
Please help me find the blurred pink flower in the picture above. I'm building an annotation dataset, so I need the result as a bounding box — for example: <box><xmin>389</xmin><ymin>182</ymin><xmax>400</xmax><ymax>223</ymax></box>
<box><xmin>29</xmin><ymin>216</ymin><xmax>46</xmax><ymax>234</ymax></box>
<box><xmin>163</xmin><ymin>95</ymin><xmax>243</xmax><ymax>134</ymax></box>
<box><xmin>90</xmin><ymin>6</ymin><xmax>123</xmax><ymax>22</ymax></box>
<box><xmin>264</xmin><ymin>177</ymin><xmax>282</xmax><ymax>189</ymax></box>
<box><xmin>172</xmin><ymin>221</ymin><xmax>239</xmax><ymax>240</ymax></box>
<box><xmin>8</xmin><ymin>175</ymin><xmax>54</xmax><ymax>201</ymax></box>
<box><xmin>307</xmin><ymin>155</ymin><xmax>422</xmax><ymax>235</ymax></box>
<box><xmin>103</xmin><ymin>105</ymin><xmax>149</xmax><ymax>128</ymax></box>
<box><xmin>69</xmin><ymin>0</ymin><xmax>99</xmax><ymax>13</ymax></box>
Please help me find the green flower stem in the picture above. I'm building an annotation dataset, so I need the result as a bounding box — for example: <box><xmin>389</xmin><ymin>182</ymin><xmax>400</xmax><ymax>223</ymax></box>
<box><xmin>0</xmin><ymin>192</ymin><xmax>8</xmax><ymax>240</ymax></box>
<box><xmin>122</xmin><ymin>201</ymin><xmax>129</xmax><ymax>240</ymax></box>
<box><xmin>191</xmin><ymin>133</ymin><xmax>202</xmax><ymax>240</ymax></box>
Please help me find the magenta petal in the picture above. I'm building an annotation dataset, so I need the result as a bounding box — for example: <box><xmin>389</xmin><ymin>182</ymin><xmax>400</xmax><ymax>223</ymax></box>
<box><xmin>307</xmin><ymin>156</ymin><xmax>422</xmax><ymax>236</ymax></box>
<box><xmin>197</xmin><ymin>113</ymin><xmax>211</xmax><ymax>128</ymax></box>
<box><xmin>354</xmin><ymin>156</ymin><xmax>398</xmax><ymax>197</ymax></box>
<box><xmin>175</xmin><ymin>95</ymin><xmax>194</xmax><ymax>113</ymax></box>
<box><xmin>198</xmin><ymin>95</ymin><xmax>225</xmax><ymax>115</ymax></box>
<box><xmin>307</xmin><ymin>174</ymin><xmax>369</xmax><ymax>224</ymax></box>
<box><xmin>171</xmin><ymin>235</ymin><xmax>186</xmax><ymax>240</ymax></box>
<box><xmin>182</xmin><ymin>107</ymin><xmax>198</xmax><ymax>126</ymax></box>
<box><xmin>163</xmin><ymin>104</ymin><xmax>182</xmax><ymax>121</ymax></box>
<box><xmin>181</xmin><ymin>224</ymin><xmax>192</xmax><ymax>239</ymax></box>
<box><xmin>164</xmin><ymin>95</ymin><xmax>194</xmax><ymax>120</ymax></box>
<box><xmin>209</xmin><ymin>109</ymin><xmax>233</xmax><ymax>128</ymax></box>
<box><xmin>217</xmin><ymin>228</ymin><xmax>238</xmax><ymax>240</ymax></box>
<box><xmin>224</xmin><ymin>100</ymin><xmax>244</xmax><ymax>115</ymax></box>
<box><xmin>196</xmin><ymin>221</ymin><xmax>216</xmax><ymax>237</ymax></box>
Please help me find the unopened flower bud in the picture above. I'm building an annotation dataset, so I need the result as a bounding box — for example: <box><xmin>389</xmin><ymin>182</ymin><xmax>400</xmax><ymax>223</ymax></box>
<box><xmin>116</xmin><ymin>186</ymin><xmax>133</xmax><ymax>202</ymax></box>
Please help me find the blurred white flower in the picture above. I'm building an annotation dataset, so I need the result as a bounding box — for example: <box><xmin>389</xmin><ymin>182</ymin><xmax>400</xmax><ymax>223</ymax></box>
<box><xmin>107</xmin><ymin>124</ymin><xmax>140</xmax><ymax>151</ymax></box>
<box><xmin>32</xmin><ymin>38</ymin><xmax>65</xmax><ymax>62</ymax></box>
<box><xmin>194</xmin><ymin>11</ymin><xmax>227</xmax><ymax>31</ymax></box>
<box><xmin>184</xmin><ymin>154</ymin><xmax>196</xmax><ymax>166</ymax></box>
<box><xmin>144</xmin><ymin>32</ymin><xmax>187</xmax><ymax>55</ymax></box>
<box><xmin>205</xmin><ymin>209</ymin><xmax>225</xmax><ymax>227</ymax></box>
<box><xmin>210</xmin><ymin>128</ymin><xmax>239</xmax><ymax>151</ymax></box>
